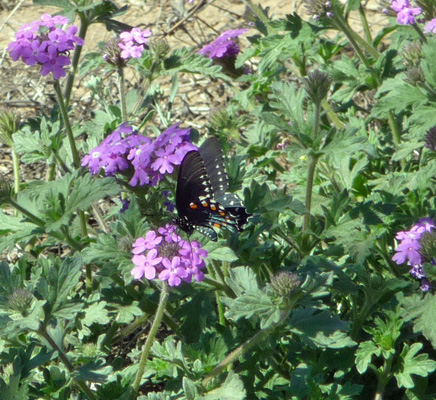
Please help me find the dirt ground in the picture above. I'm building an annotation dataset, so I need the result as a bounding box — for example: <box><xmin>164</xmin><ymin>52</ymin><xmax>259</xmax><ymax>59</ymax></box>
<box><xmin>0</xmin><ymin>0</ymin><xmax>387</xmax><ymax>182</ymax></box>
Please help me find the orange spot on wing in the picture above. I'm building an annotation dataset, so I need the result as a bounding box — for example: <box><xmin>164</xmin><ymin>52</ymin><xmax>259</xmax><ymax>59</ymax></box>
<box><xmin>190</xmin><ymin>203</ymin><xmax>198</xmax><ymax>209</ymax></box>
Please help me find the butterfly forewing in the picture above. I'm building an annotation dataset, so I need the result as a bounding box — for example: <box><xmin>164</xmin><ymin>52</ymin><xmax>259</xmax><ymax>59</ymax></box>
<box><xmin>198</xmin><ymin>137</ymin><xmax>229</xmax><ymax>199</ymax></box>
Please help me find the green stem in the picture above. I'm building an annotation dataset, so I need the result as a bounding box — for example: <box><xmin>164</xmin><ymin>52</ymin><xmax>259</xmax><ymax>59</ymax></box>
<box><xmin>129</xmin><ymin>282</ymin><xmax>170</xmax><ymax>399</ymax></box>
<box><xmin>38</xmin><ymin>326</ymin><xmax>97</xmax><ymax>400</ymax></box>
<box><xmin>322</xmin><ymin>99</ymin><xmax>345</xmax><ymax>129</ymax></box>
<box><xmin>412</xmin><ymin>23</ymin><xmax>427</xmax><ymax>43</ymax></box>
<box><xmin>118</xmin><ymin>66</ymin><xmax>127</xmax><ymax>122</ymax></box>
<box><xmin>202</xmin><ymin>308</ymin><xmax>292</xmax><ymax>386</ymax></box>
<box><xmin>374</xmin><ymin>355</ymin><xmax>394</xmax><ymax>400</ymax></box>
<box><xmin>46</xmin><ymin>163</ymin><xmax>56</xmax><ymax>182</ymax></box>
<box><xmin>303</xmin><ymin>152</ymin><xmax>318</xmax><ymax>233</ymax></box>
<box><xmin>54</xmin><ymin>81</ymin><xmax>89</xmax><ymax>241</ymax></box>
<box><xmin>242</xmin><ymin>0</ymin><xmax>276</xmax><ymax>34</ymax></box>
<box><xmin>53</xmin><ymin>82</ymin><xmax>81</xmax><ymax>169</ymax></box>
<box><xmin>312</xmin><ymin>101</ymin><xmax>321</xmax><ymax>138</ymax></box>
<box><xmin>64</xmin><ymin>14</ymin><xmax>89</xmax><ymax>107</ymax></box>
<box><xmin>387</xmin><ymin>111</ymin><xmax>401</xmax><ymax>147</ymax></box>
<box><xmin>11</xmin><ymin>147</ymin><xmax>20</xmax><ymax>194</ymax></box>
<box><xmin>358</xmin><ymin>3</ymin><xmax>372</xmax><ymax>44</ymax></box>
<box><xmin>8</xmin><ymin>198</ymin><xmax>46</xmax><ymax>226</ymax></box>
<box><xmin>331</xmin><ymin>15</ymin><xmax>372</xmax><ymax>67</ymax></box>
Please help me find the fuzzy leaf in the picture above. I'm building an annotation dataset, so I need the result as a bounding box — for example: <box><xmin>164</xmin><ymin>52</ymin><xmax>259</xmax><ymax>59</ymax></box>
<box><xmin>395</xmin><ymin>343</ymin><xmax>436</xmax><ymax>388</ymax></box>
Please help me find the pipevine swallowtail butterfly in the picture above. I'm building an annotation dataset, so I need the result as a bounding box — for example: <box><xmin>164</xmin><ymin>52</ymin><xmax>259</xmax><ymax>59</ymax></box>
<box><xmin>175</xmin><ymin>137</ymin><xmax>250</xmax><ymax>241</ymax></box>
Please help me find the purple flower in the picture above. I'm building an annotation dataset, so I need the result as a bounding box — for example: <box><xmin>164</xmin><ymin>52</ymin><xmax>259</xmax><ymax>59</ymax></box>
<box><xmin>7</xmin><ymin>14</ymin><xmax>83</xmax><ymax>80</ymax></box>
<box><xmin>199</xmin><ymin>28</ymin><xmax>248</xmax><ymax>59</ymax></box>
<box><xmin>425</xmin><ymin>18</ymin><xmax>436</xmax><ymax>33</ymax></box>
<box><xmin>393</xmin><ymin>218</ymin><xmax>436</xmax><ymax>292</ymax></box>
<box><xmin>131</xmin><ymin>225</ymin><xmax>208</xmax><ymax>286</ymax></box>
<box><xmin>82</xmin><ymin>123</ymin><xmax>197</xmax><ymax>188</ymax></box>
<box><xmin>390</xmin><ymin>0</ymin><xmax>422</xmax><ymax>25</ymax></box>
<box><xmin>132</xmin><ymin>248</ymin><xmax>163</xmax><ymax>280</ymax></box>
<box><xmin>159</xmin><ymin>256</ymin><xmax>188</xmax><ymax>287</ymax></box>
<box><xmin>118</xmin><ymin>27</ymin><xmax>152</xmax><ymax>60</ymax></box>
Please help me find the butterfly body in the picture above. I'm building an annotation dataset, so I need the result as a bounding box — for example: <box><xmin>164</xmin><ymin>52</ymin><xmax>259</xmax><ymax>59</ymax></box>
<box><xmin>175</xmin><ymin>137</ymin><xmax>250</xmax><ymax>241</ymax></box>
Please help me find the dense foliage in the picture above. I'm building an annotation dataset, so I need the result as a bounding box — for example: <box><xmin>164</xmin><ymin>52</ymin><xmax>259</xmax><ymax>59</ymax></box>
<box><xmin>1</xmin><ymin>0</ymin><xmax>436</xmax><ymax>399</ymax></box>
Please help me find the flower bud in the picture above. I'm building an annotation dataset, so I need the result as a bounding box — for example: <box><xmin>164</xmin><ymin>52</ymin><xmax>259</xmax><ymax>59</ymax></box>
<box><xmin>425</xmin><ymin>125</ymin><xmax>436</xmax><ymax>152</ymax></box>
<box><xmin>401</xmin><ymin>42</ymin><xmax>422</xmax><ymax>67</ymax></box>
<box><xmin>103</xmin><ymin>37</ymin><xmax>127</xmax><ymax>67</ymax></box>
<box><xmin>0</xmin><ymin>109</ymin><xmax>19</xmax><ymax>147</ymax></box>
<box><xmin>270</xmin><ymin>271</ymin><xmax>301</xmax><ymax>298</ymax></box>
<box><xmin>0</xmin><ymin>177</ymin><xmax>13</xmax><ymax>205</ymax></box>
<box><xmin>150</xmin><ymin>38</ymin><xmax>170</xmax><ymax>61</ymax></box>
<box><xmin>405</xmin><ymin>66</ymin><xmax>425</xmax><ymax>86</ymax></box>
<box><xmin>8</xmin><ymin>288</ymin><xmax>34</xmax><ymax>316</ymax></box>
<box><xmin>419</xmin><ymin>230</ymin><xmax>436</xmax><ymax>262</ymax></box>
<box><xmin>303</xmin><ymin>69</ymin><xmax>332</xmax><ymax>105</ymax></box>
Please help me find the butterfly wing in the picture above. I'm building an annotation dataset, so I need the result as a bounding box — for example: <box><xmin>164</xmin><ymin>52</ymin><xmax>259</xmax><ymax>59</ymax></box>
<box><xmin>199</xmin><ymin>137</ymin><xmax>229</xmax><ymax>199</ymax></box>
<box><xmin>176</xmin><ymin>150</ymin><xmax>238</xmax><ymax>240</ymax></box>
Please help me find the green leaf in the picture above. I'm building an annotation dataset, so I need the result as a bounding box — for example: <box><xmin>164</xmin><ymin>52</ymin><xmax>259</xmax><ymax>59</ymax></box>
<box><xmin>290</xmin><ymin>308</ymin><xmax>355</xmax><ymax>349</ymax></box>
<box><xmin>183</xmin><ymin>377</ymin><xmax>199</xmax><ymax>400</ymax></box>
<box><xmin>355</xmin><ymin>341</ymin><xmax>381</xmax><ymax>374</ymax></box>
<box><xmin>395</xmin><ymin>343</ymin><xmax>436</xmax><ymax>389</ymax></box>
<box><xmin>37</xmin><ymin>256</ymin><xmax>83</xmax><ymax>320</ymax></box>
<box><xmin>82</xmin><ymin>301</ymin><xmax>110</xmax><ymax>327</ymax></box>
<box><xmin>206</xmin><ymin>244</ymin><xmax>238</xmax><ymax>262</ymax></box>
<box><xmin>402</xmin><ymin>293</ymin><xmax>436</xmax><ymax>347</ymax></box>
<box><xmin>164</xmin><ymin>47</ymin><xmax>231</xmax><ymax>81</ymax></box>
<box><xmin>373</xmin><ymin>78</ymin><xmax>427</xmax><ymax>116</ymax></box>
<box><xmin>203</xmin><ymin>371</ymin><xmax>246</xmax><ymax>400</ymax></box>
<box><xmin>48</xmin><ymin>175</ymin><xmax>122</xmax><ymax>231</ymax></box>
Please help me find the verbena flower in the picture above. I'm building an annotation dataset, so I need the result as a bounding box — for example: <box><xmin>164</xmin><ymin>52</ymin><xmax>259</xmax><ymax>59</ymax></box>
<box><xmin>393</xmin><ymin>218</ymin><xmax>436</xmax><ymax>291</ymax></box>
<box><xmin>119</xmin><ymin>27</ymin><xmax>151</xmax><ymax>60</ymax></box>
<box><xmin>199</xmin><ymin>28</ymin><xmax>248</xmax><ymax>59</ymax></box>
<box><xmin>7</xmin><ymin>14</ymin><xmax>83</xmax><ymax>80</ymax></box>
<box><xmin>82</xmin><ymin>123</ymin><xmax>197</xmax><ymax>187</ymax></box>
<box><xmin>425</xmin><ymin>18</ymin><xmax>436</xmax><ymax>33</ymax></box>
<box><xmin>131</xmin><ymin>224</ymin><xmax>208</xmax><ymax>286</ymax></box>
<box><xmin>390</xmin><ymin>0</ymin><xmax>422</xmax><ymax>25</ymax></box>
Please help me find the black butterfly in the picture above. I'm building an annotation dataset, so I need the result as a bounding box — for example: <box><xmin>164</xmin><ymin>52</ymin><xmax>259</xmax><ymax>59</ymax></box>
<box><xmin>175</xmin><ymin>137</ymin><xmax>250</xmax><ymax>241</ymax></box>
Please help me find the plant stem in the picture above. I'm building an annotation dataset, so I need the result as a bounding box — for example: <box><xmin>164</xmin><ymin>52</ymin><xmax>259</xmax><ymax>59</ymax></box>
<box><xmin>241</xmin><ymin>0</ymin><xmax>276</xmax><ymax>34</ymax></box>
<box><xmin>322</xmin><ymin>99</ymin><xmax>345</xmax><ymax>129</ymax></box>
<box><xmin>412</xmin><ymin>23</ymin><xmax>427</xmax><ymax>43</ymax></box>
<box><xmin>118</xmin><ymin>66</ymin><xmax>128</xmax><ymax>122</ymax></box>
<box><xmin>358</xmin><ymin>3</ymin><xmax>372</xmax><ymax>44</ymax></box>
<box><xmin>129</xmin><ymin>282</ymin><xmax>170</xmax><ymax>399</ymax></box>
<box><xmin>331</xmin><ymin>14</ymin><xmax>371</xmax><ymax>67</ymax></box>
<box><xmin>202</xmin><ymin>308</ymin><xmax>291</xmax><ymax>386</ymax></box>
<box><xmin>303</xmin><ymin>152</ymin><xmax>318</xmax><ymax>233</ymax></box>
<box><xmin>387</xmin><ymin>111</ymin><xmax>401</xmax><ymax>147</ymax></box>
<box><xmin>54</xmin><ymin>81</ymin><xmax>89</xmax><ymax>243</ymax></box>
<box><xmin>53</xmin><ymin>81</ymin><xmax>81</xmax><ymax>169</ymax></box>
<box><xmin>11</xmin><ymin>147</ymin><xmax>20</xmax><ymax>195</ymax></box>
<box><xmin>64</xmin><ymin>14</ymin><xmax>89</xmax><ymax>107</ymax></box>
<box><xmin>38</xmin><ymin>325</ymin><xmax>97</xmax><ymax>400</ymax></box>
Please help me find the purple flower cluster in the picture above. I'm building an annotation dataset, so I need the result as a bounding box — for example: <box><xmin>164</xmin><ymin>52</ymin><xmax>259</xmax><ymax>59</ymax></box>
<box><xmin>119</xmin><ymin>27</ymin><xmax>152</xmax><ymax>60</ymax></box>
<box><xmin>199</xmin><ymin>28</ymin><xmax>248</xmax><ymax>59</ymax></box>
<box><xmin>393</xmin><ymin>218</ymin><xmax>436</xmax><ymax>292</ymax></box>
<box><xmin>131</xmin><ymin>224</ymin><xmax>208</xmax><ymax>286</ymax></box>
<box><xmin>82</xmin><ymin>123</ymin><xmax>197</xmax><ymax>187</ymax></box>
<box><xmin>7</xmin><ymin>14</ymin><xmax>84</xmax><ymax>80</ymax></box>
<box><xmin>389</xmin><ymin>1</ymin><xmax>421</xmax><ymax>25</ymax></box>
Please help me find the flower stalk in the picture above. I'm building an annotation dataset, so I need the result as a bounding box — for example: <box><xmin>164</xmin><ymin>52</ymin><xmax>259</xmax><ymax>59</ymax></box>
<box><xmin>129</xmin><ymin>282</ymin><xmax>170</xmax><ymax>399</ymax></box>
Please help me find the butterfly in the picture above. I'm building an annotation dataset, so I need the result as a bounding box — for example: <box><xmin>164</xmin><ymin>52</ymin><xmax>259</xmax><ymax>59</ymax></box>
<box><xmin>175</xmin><ymin>137</ymin><xmax>250</xmax><ymax>241</ymax></box>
